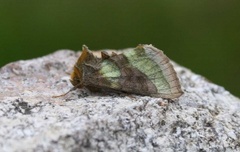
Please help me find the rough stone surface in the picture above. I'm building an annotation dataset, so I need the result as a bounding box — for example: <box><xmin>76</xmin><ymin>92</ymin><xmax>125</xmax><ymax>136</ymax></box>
<box><xmin>0</xmin><ymin>49</ymin><xmax>240</xmax><ymax>152</ymax></box>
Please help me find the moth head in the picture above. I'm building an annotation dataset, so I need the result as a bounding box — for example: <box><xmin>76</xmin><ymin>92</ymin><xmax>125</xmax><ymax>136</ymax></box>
<box><xmin>70</xmin><ymin>45</ymin><xmax>93</xmax><ymax>87</ymax></box>
<box><xmin>70</xmin><ymin>69</ymin><xmax>82</xmax><ymax>87</ymax></box>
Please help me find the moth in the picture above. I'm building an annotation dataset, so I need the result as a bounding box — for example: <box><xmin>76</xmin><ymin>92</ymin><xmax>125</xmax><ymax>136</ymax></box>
<box><xmin>53</xmin><ymin>44</ymin><xmax>183</xmax><ymax>99</ymax></box>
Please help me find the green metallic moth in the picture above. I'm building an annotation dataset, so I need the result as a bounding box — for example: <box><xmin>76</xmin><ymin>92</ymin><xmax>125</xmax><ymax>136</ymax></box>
<box><xmin>54</xmin><ymin>44</ymin><xmax>183</xmax><ymax>99</ymax></box>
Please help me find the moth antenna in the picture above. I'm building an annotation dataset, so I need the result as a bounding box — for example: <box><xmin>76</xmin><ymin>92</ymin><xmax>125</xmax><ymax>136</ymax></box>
<box><xmin>52</xmin><ymin>83</ymin><xmax>82</xmax><ymax>98</ymax></box>
<box><xmin>52</xmin><ymin>88</ymin><xmax>74</xmax><ymax>98</ymax></box>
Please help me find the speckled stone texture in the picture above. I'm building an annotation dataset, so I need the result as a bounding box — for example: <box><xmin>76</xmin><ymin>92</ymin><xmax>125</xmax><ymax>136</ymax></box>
<box><xmin>0</xmin><ymin>49</ymin><xmax>240</xmax><ymax>152</ymax></box>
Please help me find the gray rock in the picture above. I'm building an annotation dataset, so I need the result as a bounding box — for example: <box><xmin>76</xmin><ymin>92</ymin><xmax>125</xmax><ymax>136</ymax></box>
<box><xmin>0</xmin><ymin>50</ymin><xmax>239</xmax><ymax>152</ymax></box>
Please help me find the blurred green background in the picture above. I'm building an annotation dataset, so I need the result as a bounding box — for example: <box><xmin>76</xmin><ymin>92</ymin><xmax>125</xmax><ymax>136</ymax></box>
<box><xmin>0</xmin><ymin>1</ymin><xmax>239</xmax><ymax>97</ymax></box>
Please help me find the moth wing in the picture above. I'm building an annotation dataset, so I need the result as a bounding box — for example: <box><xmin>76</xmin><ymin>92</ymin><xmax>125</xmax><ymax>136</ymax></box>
<box><xmin>122</xmin><ymin>44</ymin><xmax>183</xmax><ymax>99</ymax></box>
<box><xmin>85</xmin><ymin>71</ymin><xmax>159</xmax><ymax>96</ymax></box>
<box><xmin>83</xmin><ymin>44</ymin><xmax>183</xmax><ymax>99</ymax></box>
